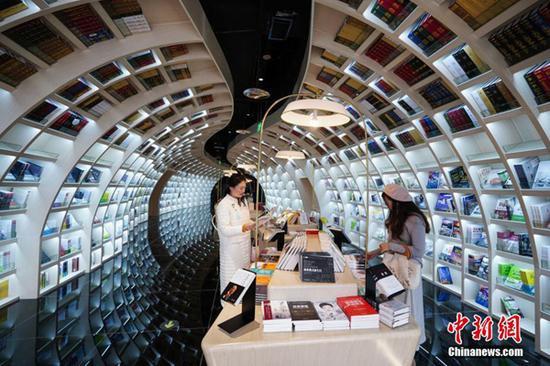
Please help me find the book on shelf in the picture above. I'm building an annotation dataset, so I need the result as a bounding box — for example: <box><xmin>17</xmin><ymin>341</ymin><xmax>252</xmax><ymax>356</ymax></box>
<box><xmin>52</xmin><ymin>191</ymin><xmax>71</xmax><ymax>208</ymax></box>
<box><xmin>472</xmin><ymin>78</ymin><xmax>520</xmax><ymax>117</ymax></box>
<box><xmin>50</xmin><ymin>111</ymin><xmax>89</xmax><ymax>137</ymax></box>
<box><xmin>468</xmin><ymin>254</ymin><xmax>489</xmax><ymax>280</ymax></box>
<box><xmin>450</xmin><ymin>0</ymin><xmax>519</xmax><ymax>30</ymax></box>
<box><xmin>66</xmin><ymin>167</ymin><xmax>85</xmax><ymax>184</ymax></box>
<box><xmin>365</xmin><ymin>35</ymin><xmax>404</xmax><ymax>67</ymax></box>
<box><xmin>493</xmin><ymin>197</ymin><xmax>517</xmax><ymax>221</ymax></box>
<box><xmin>334</xmin><ymin>16</ymin><xmax>374</xmax><ymax>51</ymax></box>
<box><xmin>418</xmin><ymin>78</ymin><xmax>458</xmax><ymax>108</ymax></box>
<box><xmin>24</xmin><ymin>100</ymin><xmax>59</xmax><ymax>124</ymax></box>
<box><xmin>461</xmin><ymin>194</ymin><xmax>480</xmax><ymax>216</ymax></box>
<box><xmin>0</xmin><ymin>279</ymin><xmax>8</xmax><ymax>300</ymax></box>
<box><xmin>379</xmin><ymin>109</ymin><xmax>406</xmax><ymax>130</ymax></box>
<box><xmin>514</xmin><ymin>156</ymin><xmax>544</xmax><ymax>189</ymax></box>
<box><xmin>374</xmin><ymin>78</ymin><xmax>398</xmax><ymax>97</ymax></box>
<box><xmin>443</xmin><ymin>105</ymin><xmax>479</xmax><ymax>133</ymax></box>
<box><xmin>100</xmin><ymin>0</ymin><xmax>150</xmax><ymax>35</ymax></box>
<box><xmin>5</xmin><ymin>160</ymin><xmax>43</xmax><ymax>182</ymax></box>
<box><xmin>488</xmin><ymin>2</ymin><xmax>550</xmax><ymax>66</ymax></box>
<box><xmin>0</xmin><ymin>249</ymin><xmax>13</xmax><ymax>274</ymax></box>
<box><xmin>465</xmin><ymin>224</ymin><xmax>487</xmax><ymax>247</ymax></box>
<box><xmin>363</xmin><ymin>92</ymin><xmax>389</xmax><ymax>112</ymax></box>
<box><xmin>407</xmin><ymin>13</ymin><xmax>456</xmax><ymax>56</ymax></box>
<box><xmin>160</xmin><ymin>44</ymin><xmax>189</xmax><ymax>61</ymax></box>
<box><xmin>439</xmin><ymin>244</ymin><xmax>462</xmax><ymax>265</ymax></box>
<box><xmin>313</xmin><ymin>301</ymin><xmax>350</xmax><ymax>330</ymax></box>
<box><xmin>530</xmin><ymin>202</ymin><xmax>550</xmax><ymax>229</ymax></box>
<box><xmin>54</xmin><ymin>4</ymin><xmax>114</xmax><ymax>46</ymax></box>
<box><xmin>0</xmin><ymin>0</ymin><xmax>27</xmax><ymax>20</ymax></box>
<box><xmin>532</xmin><ymin>160</ymin><xmax>550</xmax><ymax>189</ymax></box>
<box><xmin>478</xmin><ymin>167</ymin><xmax>512</xmax><ymax>189</ymax></box>
<box><xmin>523</xmin><ymin>61</ymin><xmax>550</xmax><ymax>105</ymax></box>
<box><xmin>541</xmin><ymin>245</ymin><xmax>550</xmax><ymax>270</ymax></box>
<box><xmin>501</xmin><ymin>295</ymin><xmax>524</xmax><ymax>317</ymax></box>
<box><xmin>437</xmin><ymin>266</ymin><xmax>453</xmax><ymax>284</ymax></box>
<box><xmin>84</xmin><ymin>168</ymin><xmax>102</xmax><ymax>183</ymax></box>
<box><xmin>418</xmin><ymin>116</ymin><xmax>442</xmax><ymax>138</ymax></box>
<box><xmin>413</xmin><ymin>194</ymin><xmax>426</xmax><ymax>209</ymax></box>
<box><xmin>439</xmin><ymin>218</ymin><xmax>460</xmax><ymax>238</ymax></box>
<box><xmin>449</xmin><ymin>166</ymin><xmax>470</xmax><ymax>188</ymax></box>
<box><xmin>288</xmin><ymin>301</ymin><xmax>322</xmax><ymax>331</ymax></box>
<box><xmin>397</xmin><ymin>96</ymin><xmax>421</xmax><ymax>116</ymax></box>
<box><xmin>0</xmin><ymin>220</ymin><xmax>16</xmax><ymax>241</ymax></box>
<box><xmin>435</xmin><ymin>193</ymin><xmax>455</xmax><ymax>212</ymax></box>
<box><xmin>393</xmin><ymin>55</ymin><xmax>434</xmax><ymax>86</ymax></box>
<box><xmin>336</xmin><ymin>296</ymin><xmax>379</xmax><ymax>329</ymax></box>
<box><xmin>496</xmin><ymin>230</ymin><xmax>532</xmax><ymax>257</ymax></box>
<box><xmin>370</xmin><ymin>0</ymin><xmax>416</xmax><ymax>31</ymax></box>
<box><xmin>427</xmin><ymin>171</ymin><xmax>445</xmax><ymax>189</ymax></box>
<box><xmin>396</xmin><ymin>128</ymin><xmax>424</xmax><ymax>147</ymax></box>
<box><xmin>78</xmin><ymin>94</ymin><xmax>112</xmax><ymax>118</ymax></box>
<box><xmin>40</xmin><ymin>271</ymin><xmax>49</xmax><ymax>289</ymax></box>
<box><xmin>261</xmin><ymin>300</ymin><xmax>292</xmax><ymax>332</ymax></box>
<box><xmin>90</xmin><ymin>62</ymin><xmax>123</xmax><ymax>84</ymax></box>
<box><xmin>442</xmin><ymin>44</ymin><xmax>490</xmax><ymax>84</ymax></box>
<box><xmin>475</xmin><ymin>286</ymin><xmax>489</xmax><ymax>308</ymax></box>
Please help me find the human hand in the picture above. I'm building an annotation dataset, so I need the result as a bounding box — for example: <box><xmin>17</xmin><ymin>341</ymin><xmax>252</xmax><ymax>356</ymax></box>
<box><xmin>379</xmin><ymin>242</ymin><xmax>390</xmax><ymax>253</ymax></box>
<box><xmin>242</xmin><ymin>222</ymin><xmax>255</xmax><ymax>232</ymax></box>
<box><xmin>366</xmin><ymin>250</ymin><xmax>379</xmax><ymax>260</ymax></box>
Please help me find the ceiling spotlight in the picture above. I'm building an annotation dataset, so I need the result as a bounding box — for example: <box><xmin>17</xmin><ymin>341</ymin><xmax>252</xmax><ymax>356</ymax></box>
<box><xmin>258</xmin><ymin>77</ymin><xmax>264</xmax><ymax>82</ymax></box>
<box><xmin>236</xmin><ymin>129</ymin><xmax>251</xmax><ymax>135</ymax></box>
<box><xmin>243</xmin><ymin>88</ymin><xmax>270</xmax><ymax>100</ymax></box>
<box><xmin>275</xmin><ymin>150</ymin><xmax>306</xmax><ymax>160</ymax></box>
<box><xmin>246</xmin><ymin>113</ymin><xmax>251</xmax><ymax>117</ymax></box>
<box><xmin>262</xmin><ymin>54</ymin><xmax>272</xmax><ymax>60</ymax></box>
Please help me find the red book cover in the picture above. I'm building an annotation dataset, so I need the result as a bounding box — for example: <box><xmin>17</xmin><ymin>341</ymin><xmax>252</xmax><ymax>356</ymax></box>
<box><xmin>336</xmin><ymin>296</ymin><xmax>378</xmax><ymax>319</ymax></box>
<box><xmin>534</xmin><ymin>65</ymin><xmax>550</xmax><ymax>93</ymax></box>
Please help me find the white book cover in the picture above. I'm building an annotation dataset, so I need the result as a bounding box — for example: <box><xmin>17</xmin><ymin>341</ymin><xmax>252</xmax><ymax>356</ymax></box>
<box><xmin>262</xmin><ymin>300</ymin><xmax>292</xmax><ymax>324</ymax></box>
<box><xmin>221</xmin><ymin>269</ymin><xmax>256</xmax><ymax>305</ymax></box>
<box><xmin>533</xmin><ymin>160</ymin><xmax>550</xmax><ymax>189</ymax></box>
<box><xmin>313</xmin><ymin>301</ymin><xmax>349</xmax><ymax>324</ymax></box>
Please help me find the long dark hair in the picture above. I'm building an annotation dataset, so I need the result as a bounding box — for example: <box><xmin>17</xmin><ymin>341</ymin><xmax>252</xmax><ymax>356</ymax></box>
<box><xmin>382</xmin><ymin>192</ymin><xmax>430</xmax><ymax>240</ymax></box>
<box><xmin>226</xmin><ymin>173</ymin><xmax>248</xmax><ymax>206</ymax></box>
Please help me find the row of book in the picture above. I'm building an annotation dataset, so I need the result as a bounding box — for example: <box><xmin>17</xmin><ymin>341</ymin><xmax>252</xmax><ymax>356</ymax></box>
<box><xmin>467</xmin><ymin>254</ymin><xmax>489</xmax><ymax>281</ymax></box>
<box><xmin>449</xmin><ymin>0</ymin><xmax>518</xmax><ymax>31</ymax></box>
<box><xmin>524</xmin><ymin>61</ymin><xmax>550</xmax><ymax>105</ymax></box>
<box><xmin>395</xmin><ymin>128</ymin><xmax>424</xmax><ymax>148</ymax></box>
<box><xmin>4</xmin><ymin>159</ymin><xmax>43</xmax><ymax>182</ymax></box>
<box><xmin>393</xmin><ymin>55</ymin><xmax>434</xmax><ymax>86</ymax></box>
<box><xmin>443</xmin><ymin>105</ymin><xmax>479</xmax><ymax>133</ymax></box>
<box><xmin>378</xmin><ymin>109</ymin><xmax>406</xmax><ymax>130</ymax></box>
<box><xmin>441</xmin><ymin>44</ymin><xmax>490</xmax><ymax>85</ymax></box>
<box><xmin>54</xmin><ymin>4</ymin><xmax>114</xmax><ymax>47</ymax></box>
<box><xmin>471</xmin><ymin>78</ymin><xmax>520</xmax><ymax>117</ymax></box>
<box><xmin>0</xmin><ymin>189</ymin><xmax>29</xmax><ymax>211</ymax></box>
<box><xmin>497</xmin><ymin>263</ymin><xmax>535</xmax><ymax>296</ymax></box>
<box><xmin>496</xmin><ymin>230</ymin><xmax>532</xmax><ymax>257</ymax></box>
<box><xmin>407</xmin><ymin>14</ymin><xmax>456</xmax><ymax>57</ymax></box>
<box><xmin>513</xmin><ymin>157</ymin><xmax>550</xmax><ymax>189</ymax></box>
<box><xmin>488</xmin><ymin>2</ymin><xmax>550</xmax><ymax>66</ymax></box>
<box><xmin>374</xmin><ymin>78</ymin><xmax>397</xmax><ymax>97</ymax></box>
<box><xmin>418</xmin><ymin>79</ymin><xmax>458</xmax><ymax>109</ymax></box>
<box><xmin>369</xmin><ymin>0</ymin><xmax>417</xmax><ymax>31</ymax></box>
<box><xmin>0</xmin><ymin>0</ymin><xmax>27</xmax><ymax>20</ymax></box>
<box><xmin>262</xmin><ymin>296</ymin><xmax>408</xmax><ymax>333</ymax></box>
<box><xmin>397</xmin><ymin>95</ymin><xmax>421</xmax><ymax>116</ymax></box>
<box><xmin>0</xmin><ymin>44</ymin><xmax>37</xmax><ymax>87</ymax></box>
<box><xmin>365</xmin><ymin>35</ymin><xmax>404</xmax><ymax>67</ymax></box>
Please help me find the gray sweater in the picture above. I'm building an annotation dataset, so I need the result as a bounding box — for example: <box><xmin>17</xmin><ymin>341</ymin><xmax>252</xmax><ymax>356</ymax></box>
<box><xmin>388</xmin><ymin>214</ymin><xmax>426</xmax><ymax>266</ymax></box>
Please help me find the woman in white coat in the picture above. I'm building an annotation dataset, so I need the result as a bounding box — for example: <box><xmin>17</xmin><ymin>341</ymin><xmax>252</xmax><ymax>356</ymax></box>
<box><xmin>215</xmin><ymin>174</ymin><xmax>255</xmax><ymax>293</ymax></box>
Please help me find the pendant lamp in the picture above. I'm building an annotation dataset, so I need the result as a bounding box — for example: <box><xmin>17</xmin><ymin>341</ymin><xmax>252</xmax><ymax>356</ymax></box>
<box><xmin>281</xmin><ymin>98</ymin><xmax>351</xmax><ymax>127</ymax></box>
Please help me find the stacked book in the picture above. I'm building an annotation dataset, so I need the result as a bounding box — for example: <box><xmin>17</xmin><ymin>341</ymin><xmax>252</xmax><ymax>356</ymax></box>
<box><xmin>346</xmin><ymin>61</ymin><xmax>373</xmax><ymax>81</ymax></box>
<box><xmin>276</xmin><ymin>233</ymin><xmax>307</xmax><ymax>271</ymax></box>
<box><xmin>379</xmin><ymin>109</ymin><xmax>406</xmax><ymax>130</ymax></box>
<box><xmin>443</xmin><ymin>105</ymin><xmax>479</xmax><ymax>133</ymax></box>
<box><xmin>128</xmin><ymin>50</ymin><xmax>157</xmax><ymax>69</ymax></box>
<box><xmin>393</xmin><ymin>55</ymin><xmax>434</xmax><ymax>86</ymax></box>
<box><xmin>442</xmin><ymin>45</ymin><xmax>490</xmax><ymax>85</ymax></box>
<box><xmin>374</xmin><ymin>78</ymin><xmax>398</xmax><ymax>96</ymax></box>
<box><xmin>472</xmin><ymin>78</ymin><xmax>520</xmax><ymax>117</ymax></box>
<box><xmin>90</xmin><ymin>62</ymin><xmax>124</xmax><ymax>84</ymax></box>
<box><xmin>0</xmin><ymin>45</ymin><xmax>37</xmax><ymax>87</ymax></box>
<box><xmin>165</xmin><ymin>63</ymin><xmax>192</xmax><ymax>81</ymax></box>
<box><xmin>450</xmin><ymin>0</ymin><xmax>518</xmax><ymax>30</ymax></box>
<box><xmin>314</xmin><ymin>301</ymin><xmax>349</xmax><ymax>330</ymax></box>
<box><xmin>367</xmin><ymin>140</ymin><xmax>383</xmax><ymax>155</ymax></box>
<box><xmin>107</xmin><ymin>79</ymin><xmax>139</xmax><ymax>102</ymax></box>
<box><xmin>161</xmin><ymin>44</ymin><xmax>190</xmax><ymax>61</ymax></box>
<box><xmin>0</xmin><ymin>0</ymin><xmax>27</xmax><ymax>20</ymax></box>
<box><xmin>24</xmin><ymin>100</ymin><xmax>59</xmax><ymax>124</ymax></box>
<box><xmin>339</xmin><ymin>78</ymin><xmax>367</xmax><ymax>99</ymax></box>
<box><xmin>379</xmin><ymin>300</ymin><xmax>410</xmax><ymax>328</ymax></box>
<box><xmin>137</xmin><ymin>69</ymin><xmax>165</xmax><ymax>90</ymax></box>
<box><xmin>321</xmin><ymin>49</ymin><xmax>347</xmax><ymax>68</ymax></box>
<box><xmin>344</xmin><ymin>254</ymin><xmax>365</xmax><ymax>280</ymax></box>
<box><xmin>78</xmin><ymin>94</ymin><xmax>112</xmax><ymax>118</ymax></box>
<box><xmin>317</xmin><ymin>66</ymin><xmax>343</xmax><ymax>87</ymax></box>
<box><xmin>524</xmin><ymin>61</ymin><xmax>550</xmax><ymax>105</ymax></box>
<box><xmin>100</xmin><ymin>0</ymin><xmax>150</xmax><ymax>36</ymax></box>
<box><xmin>50</xmin><ymin>111</ymin><xmax>89</xmax><ymax>137</ymax></box>
<box><xmin>407</xmin><ymin>13</ymin><xmax>456</xmax><ymax>56</ymax></box>
<box><xmin>54</xmin><ymin>4</ymin><xmax>114</xmax><ymax>46</ymax></box>
<box><xmin>497</xmin><ymin>230</ymin><xmax>532</xmax><ymax>257</ymax></box>
<box><xmin>418</xmin><ymin>116</ymin><xmax>442</xmax><ymax>138</ymax></box>
<box><xmin>364</xmin><ymin>35</ymin><xmax>404</xmax><ymax>67</ymax></box>
<box><xmin>4</xmin><ymin>18</ymin><xmax>74</xmax><ymax>65</ymax></box>
<box><xmin>288</xmin><ymin>301</ymin><xmax>323</xmax><ymax>331</ymax></box>
<box><xmin>370</xmin><ymin>0</ymin><xmax>417</xmax><ymax>31</ymax></box>
<box><xmin>262</xmin><ymin>300</ymin><xmax>293</xmax><ymax>332</ymax></box>
<box><xmin>58</xmin><ymin>79</ymin><xmax>92</xmax><ymax>102</ymax></box>
<box><xmin>363</xmin><ymin>92</ymin><xmax>389</xmax><ymax>112</ymax></box>
<box><xmin>396</xmin><ymin>128</ymin><xmax>424</xmax><ymax>148</ymax></box>
<box><xmin>337</xmin><ymin>296</ymin><xmax>378</xmax><ymax>329</ymax></box>
<box><xmin>418</xmin><ymin>79</ymin><xmax>458</xmax><ymax>108</ymax></box>
<box><xmin>488</xmin><ymin>2</ymin><xmax>550</xmax><ymax>65</ymax></box>
<box><xmin>397</xmin><ymin>96</ymin><xmax>421</xmax><ymax>116</ymax></box>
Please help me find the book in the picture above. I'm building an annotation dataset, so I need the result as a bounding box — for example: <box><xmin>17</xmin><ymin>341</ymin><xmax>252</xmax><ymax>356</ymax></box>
<box><xmin>313</xmin><ymin>301</ymin><xmax>349</xmax><ymax>330</ymax></box>
<box><xmin>407</xmin><ymin>13</ymin><xmax>456</xmax><ymax>56</ymax></box>
<box><xmin>513</xmin><ymin>157</ymin><xmax>540</xmax><ymax>189</ymax></box>
<box><xmin>299</xmin><ymin>252</ymin><xmax>335</xmax><ymax>283</ymax></box>
<box><xmin>503</xmin><ymin>264</ymin><xmax>523</xmax><ymax>290</ymax></box>
<box><xmin>475</xmin><ymin>286</ymin><xmax>489</xmax><ymax>308</ymax></box>
<box><xmin>427</xmin><ymin>171</ymin><xmax>444</xmax><ymax>189</ymax></box>
<box><xmin>493</xmin><ymin>197</ymin><xmax>517</xmax><ymax>220</ymax></box>
<box><xmin>437</xmin><ymin>266</ymin><xmax>453</xmax><ymax>284</ymax></box>
<box><xmin>262</xmin><ymin>300</ymin><xmax>292</xmax><ymax>332</ymax></box>
<box><xmin>0</xmin><ymin>220</ymin><xmax>16</xmax><ymax>241</ymax></box>
<box><xmin>449</xmin><ymin>166</ymin><xmax>469</xmax><ymax>188</ymax></box>
<box><xmin>287</xmin><ymin>301</ymin><xmax>322</xmax><ymax>331</ymax></box>
<box><xmin>531</xmin><ymin>202</ymin><xmax>550</xmax><ymax>229</ymax></box>
<box><xmin>418</xmin><ymin>78</ymin><xmax>458</xmax><ymax>108</ymax></box>
<box><xmin>501</xmin><ymin>296</ymin><xmax>524</xmax><ymax>318</ymax></box>
<box><xmin>370</xmin><ymin>0</ymin><xmax>416</xmax><ymax>30</ymax></box>
<box><xmin>0</xmin><ymin>280</ymin><xmax>8</xmax><ymax>300</ymax></box>
<box><xmin>478</xmin><ymin>167</ymin><xmax>511</xmax><ymax>189</ymax></box>
<box><xmin>336</xmin><ymin>296</ymin><xmax>379</xmax><ymax>329</ymax></box>
<box><xmin>461</xmin><ymin>194</ymin><xmax>480</xmax><ymax>216</ymax></box>
<box><xmin>465</xmin><ymin>224</ymin><xmax>487</xmax><ymax>247</ymax></box>
<box><xmin>220</xmin><ymin>269</ymin><xmax>256</xmax><ymax>305</ymax></box>
<box><xmin>435</xmin><ymin>193</ymin><xmax>455</xmax><ymax>212</ymax></box>
<box><xmin>533</xmin><ymin>160</ymin><xmax>550</xmax><ymax>189</ymax></box>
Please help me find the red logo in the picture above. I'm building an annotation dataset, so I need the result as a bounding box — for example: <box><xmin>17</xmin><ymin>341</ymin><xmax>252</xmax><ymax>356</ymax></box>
<box><xmin>447</xmin><ymin>312</ymin><xmax>522</xmax><ymax>344</ymax></box>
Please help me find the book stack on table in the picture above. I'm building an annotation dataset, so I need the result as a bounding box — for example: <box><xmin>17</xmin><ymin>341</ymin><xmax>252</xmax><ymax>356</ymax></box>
<box><xmin>337</xmin><ymin>296</ymin><xmax>379</xmax><ymax>329</ymax></box>
<box><xmin>379</xmin><ymin>300</ymin><xmax>410</xmax><ymax>329</ymax></box>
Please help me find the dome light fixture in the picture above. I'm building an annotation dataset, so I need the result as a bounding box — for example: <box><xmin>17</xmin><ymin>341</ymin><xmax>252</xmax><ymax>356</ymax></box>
<box><xmin>237</xmin><ymin>163</ymin><xmax>256</xmax><ymax>171</ymax></box>
<box><xmin>281</xmin><ymin>98</ymin><xmax>351</xmax><ymax>127</ymax></box>
<box><xmin>243</xmin><ymin>88</ymin><xmax>271</xmax><ymax>100</ymax></box>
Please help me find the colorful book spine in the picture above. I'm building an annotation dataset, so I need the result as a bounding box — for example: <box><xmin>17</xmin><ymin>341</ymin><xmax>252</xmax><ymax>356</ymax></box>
<box><xmin>407</xmin><ymin>13</ymin><xmax>456</xmax><ymax>56</ymax></box>
<box><xmin>524</xmin><ymin>61</ymin><xmax>550</xmax><ymax>105</ymax></box>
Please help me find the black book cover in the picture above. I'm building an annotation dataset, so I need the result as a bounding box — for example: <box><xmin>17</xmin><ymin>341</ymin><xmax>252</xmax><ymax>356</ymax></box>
<box><xmin>299</xmin><ymin>251</ymin><xmax>335</xmax><ymax>283</ymax></box>
<box><xmin>287</xmin><ymin>301</ymin><xmax>320</xmax><ymax>321</ymax></box>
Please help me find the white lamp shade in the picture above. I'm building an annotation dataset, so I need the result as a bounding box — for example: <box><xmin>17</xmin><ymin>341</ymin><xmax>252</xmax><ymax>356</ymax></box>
<box><xmin>275</xmin><ymin>150</ymin><xmax>306</xmax><ymax>160</ymax></box>
<box><xmin>281</xmin><ymin>98</ymin><xmax>352</xmax><ymax>127</ymax></box>
<box><xmin>237</xmin><ymin>164</ymin><xmax>256</xmax><ymax>171</ymax></box>
<box><xmin>223</xmin><ymin>169</ymin><xmax>238</xmax><ymax>176</ymax></box>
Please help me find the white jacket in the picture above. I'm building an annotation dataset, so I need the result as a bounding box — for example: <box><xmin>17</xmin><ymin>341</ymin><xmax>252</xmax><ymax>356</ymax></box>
<box><xmin>215</xmin><ymin>194</ymin><xmax>252</xmax><ymax>293</ymax></box>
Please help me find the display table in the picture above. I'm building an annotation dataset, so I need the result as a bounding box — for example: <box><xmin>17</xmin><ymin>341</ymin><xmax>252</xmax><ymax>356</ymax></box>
<box><xmin>202</xmin><ymin>304</ymin><xmax>421</xmax><ymax>366</ymax></box>
<box><xmin>267</xmin><ymin>233</ymin><xmax>358</xmax><ymax>301</ymax></box>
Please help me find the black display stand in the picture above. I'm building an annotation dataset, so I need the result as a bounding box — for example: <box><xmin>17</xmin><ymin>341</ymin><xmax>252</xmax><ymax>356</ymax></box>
<box><xmin>218</xmin><ymin>277</ymin><xmax>256</xmax><ymax>334</ymax></box>
<box><xmin>365</xmin><ymin>263</ymin><xmax>405</xmax><ymax>310</ymax></box>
